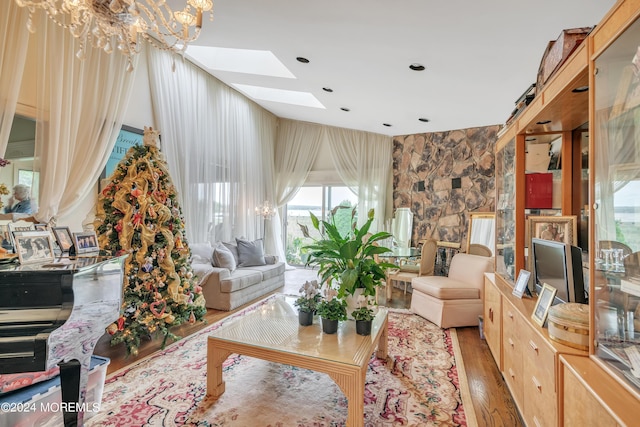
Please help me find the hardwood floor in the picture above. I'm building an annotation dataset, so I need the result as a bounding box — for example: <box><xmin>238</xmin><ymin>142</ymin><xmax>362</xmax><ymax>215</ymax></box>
<box><xmin>94</xmin><ymin>267</ymin><xmax>521</xmax><ymax>425</ymax></box>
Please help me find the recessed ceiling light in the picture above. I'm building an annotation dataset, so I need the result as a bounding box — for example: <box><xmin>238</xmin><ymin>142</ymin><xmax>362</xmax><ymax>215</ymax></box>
<box><xmin>296</xmin><ymin>57</ymin><xmax>310</xmax><ymax>63</ymax></box>
<box><xmin>409</xmin><ymin>63</ymin><xmax>425</xmax><ymax>71</ymax></box>
<box><xmin>340</xmin><ymin>107</ymin><xmax>350</xmax><ymax>112</ymax></box>
<box><xmin>322</xmin><ymin>87</ymin><xmax>333</xmax><ymax>92</ymax></box>
<box><xmin>418</xmin><ymin>118</ymin><xmax>430</xmax><ymax>122</ymax></box>
<box><xmin>572</xmin><ymin>85</ymin><xmax>589</xmax><ymax>93</ymax></box>
<box><xmin>536</xmin><ymin>120</ymin><xmax>552</xmax><ymax>125</ymax></box>
<box><xmin>383</xmin><ymin>123</ymin><xmax>392</xmax><ymax>127</ymax></box>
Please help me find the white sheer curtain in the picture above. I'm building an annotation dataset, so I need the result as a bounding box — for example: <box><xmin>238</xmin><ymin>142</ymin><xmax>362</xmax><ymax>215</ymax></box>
<box><xmin>146</xmin><ymin>48</ymin><xmax>277</xmax><ymax>247</ymax></box>
<box><xmin>271</xmin><ymin>119</ymin><xmax>324</xmax><ymax>263</ymax></box>
<box><xmin>33</xmin><ymin>11</ymin><xmax>137</xmax><ymax>222</ymax></box>
<box><xmin>0</xmin><ymin>2</ymin><xmax>28</xmax><ymax>156</ymax></box>
<box><xmin>326</xmin><ymin>126</ymin><xmax>393</xmax><ymax>230</ymax></box>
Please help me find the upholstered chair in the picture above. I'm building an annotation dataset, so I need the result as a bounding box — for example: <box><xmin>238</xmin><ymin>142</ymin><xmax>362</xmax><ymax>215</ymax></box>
<box><xmin>410</xmin><ymin>253</ymin><xmax>494</xmax><ymax>328</ymax></box>
<box><xmin>468</xmin><ymin>243</ymin><xmax>492</xmax><ymax>257</ymax></box>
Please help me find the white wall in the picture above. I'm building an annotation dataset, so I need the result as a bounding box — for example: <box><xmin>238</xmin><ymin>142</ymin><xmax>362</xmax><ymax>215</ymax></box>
<box><xmin>16</xmin><ymin>42</ymin><xmax>155</xmax><ymax>231</ymax></box>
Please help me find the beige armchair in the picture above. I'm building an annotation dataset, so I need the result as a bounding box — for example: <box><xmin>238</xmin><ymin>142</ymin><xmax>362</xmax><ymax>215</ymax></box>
<box><xmin>410</xmin><ymin>253</ymin><xmax>494</xmax><ymax>328</ymax></box>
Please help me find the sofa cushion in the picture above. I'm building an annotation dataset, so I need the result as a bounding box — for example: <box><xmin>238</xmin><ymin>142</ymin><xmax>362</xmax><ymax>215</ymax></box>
<box><xmin>219</xmin><ymin>268</ymin><xmax>264</xmax><ymax>293</ymax></box>
<box><xmin>190</xmin><ymin>242</ymin><xmax>213</xmax><ymax>264</ymax></box>
<box><xmin>236</xmin><ymin>238</ymin><xmax>266</xmax><ymax>267</ymax></box>
<box><xmin>411</xmin><ymin>276</ymin><xmax>481</xmax><ymax>300</ymax></box>
<box><xmin>245</xmin><ymin>262</ymin><xmax>286</xmax><ymax>281</ymax></box>
<box><xmin>213</xmin><ymin>244</ymin><xmax>237</xmax><ymax>271</ymax></box>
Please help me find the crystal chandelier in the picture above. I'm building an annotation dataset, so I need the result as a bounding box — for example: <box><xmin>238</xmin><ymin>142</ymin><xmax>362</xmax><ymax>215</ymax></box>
<box><xmin>255</xmin><ymin>200</ymin><xmax>276</xmax><ymax>219</ymax></box>
<box><xmin>14</xmin><ymin>0</ymin><xmax>214</xmax><ymax>70</ymax></box>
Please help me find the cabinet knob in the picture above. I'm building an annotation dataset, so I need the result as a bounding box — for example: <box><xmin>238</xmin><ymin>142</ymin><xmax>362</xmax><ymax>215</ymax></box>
<box><xmin>508</xmin><ymin>311</ymin><xmax>514</xmax><ymax>320</ymax></box>
<box><xmin>509</xmin><ymin>368</ymin><xmax>515</xmax><ymax>379</ymax></box>
<box><xmin>489</xmin><ymin>307</ymin><xmax>494</xmax><ymax>322</ymax></box>
<box><xmin>529</xmin><ymin>340</ymin><xmax>539</xmax><ymax>353</ymax></box>
<box><xmin>532</xmin><ymin>375</ymin><xmax>542</xmax><ymax>392</ymax></box>
<box><xmin>508</xmin><ymin>337</ymin><xmax>514</xmax><ymax>348</ymax></box>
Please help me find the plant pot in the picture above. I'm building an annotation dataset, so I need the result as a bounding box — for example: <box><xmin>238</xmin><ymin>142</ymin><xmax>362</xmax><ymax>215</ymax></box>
<box><xmin>355</xmin><ymin>319</ymin><xmax>372</xmax><ymax>336</ymax></box>
<box><xmin>321</xmin><ymin>317</ymin><xmax>339</xmax><ymax>334</ymax></box>
<box><xmin>298</xmin><ymin>310</ymin><xmax>313</xmax><ymax>326</ymax></box>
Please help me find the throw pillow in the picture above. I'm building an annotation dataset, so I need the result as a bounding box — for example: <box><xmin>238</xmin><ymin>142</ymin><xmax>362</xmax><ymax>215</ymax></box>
<box><xmin>236</xmin><ymin>238</ymin><xmax>266</xmax><ymax>267</ymax></box>
<box><xmin>221</xmin><ymin>241</ymin><xmax>239</xmax><ymax>264</ymax></box>
<box><xmin>190</xmin><ymin>242</ymin><xmax>213</xmax><ymax>263</ymax></box>
<box><xmin>213</xmin><ymin>244</ymin><xmax>237</xmax><ymax>271</ymax></box>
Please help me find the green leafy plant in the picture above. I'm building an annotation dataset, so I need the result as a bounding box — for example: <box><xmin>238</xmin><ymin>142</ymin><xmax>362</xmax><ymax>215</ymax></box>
<box><xmin>316</xmin><ymin>289</ymin><xmax>347</xmax><ymax>321</ymax></box>
<box><xmin>293</xmin><ymin>280</ymin><xmax>321</xmax><ymax>313</ymax></box>
<box><xmin>351</xmin><ymin>306</ymin><xmax>375</xmax><ymax>321</ymax></box>
<box><xmin>299</xmin><ymin>207</ymin><xmax>396</xmax><ymax>298</ymax></box>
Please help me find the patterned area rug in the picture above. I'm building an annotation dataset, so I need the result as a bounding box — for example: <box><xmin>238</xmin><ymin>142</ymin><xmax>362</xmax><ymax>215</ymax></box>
<box><xmin>87</xmin><ymin>298</ymin><xmax>476</xmax><ymax>426</ymax></box>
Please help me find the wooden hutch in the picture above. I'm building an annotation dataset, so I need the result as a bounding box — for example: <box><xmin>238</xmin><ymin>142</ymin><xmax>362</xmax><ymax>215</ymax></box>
<box><xmin>485</xmin><ymin>0</ymin><xmax>640</xmax><ymax>425</ymax></box>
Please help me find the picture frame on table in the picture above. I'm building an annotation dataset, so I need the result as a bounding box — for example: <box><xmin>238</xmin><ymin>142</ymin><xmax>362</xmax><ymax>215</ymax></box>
<box><xmin>527</xmin><ymin>215</ymin><xmax>577</xmax><ymax>273</ymax></box>
<box><xmin>512</xmin><ymin>269</ymin><xmax>531</xmax><ymax>299</ymax></box>
<box><xmin>531</xmin><ymin>283</ymin><xmax>557</xmax><ymax>327</ymax></box>
<box><xmin>6</xmin><ymin>221</ymin><xmax>36</xmax><ymax>252</ymax></box>
<box><xmin>73</xmin><ymin>231</ymin><xmax>99</xmax><ymax>255</ymax></box>
<box><xmin>13</xmin><ymin>231</ymin><xmax>55</xmax><ymax>265</ymax></box>
<box><xmin>52</xmin><ymin>226</ymin><xmax>74</xmax><ymax>253</ymax></box>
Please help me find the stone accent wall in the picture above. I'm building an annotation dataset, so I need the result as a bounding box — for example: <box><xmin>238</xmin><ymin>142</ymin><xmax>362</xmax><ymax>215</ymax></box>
<box><xmin>392</xmin><ymin>125</ymin><xmax>500</xmax><ymax>250</ymax></box>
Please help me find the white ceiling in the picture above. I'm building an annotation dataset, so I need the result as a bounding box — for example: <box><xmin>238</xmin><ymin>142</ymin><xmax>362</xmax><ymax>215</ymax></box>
<box><xmin>183</xmin><ymin>1</ymin><xmax>614</xmax><ymax>136</ymax></box>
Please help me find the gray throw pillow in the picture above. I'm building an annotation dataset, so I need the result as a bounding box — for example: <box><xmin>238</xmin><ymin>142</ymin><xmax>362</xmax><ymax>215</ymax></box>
<box><xmin>236</xmin><ymin>238</ymin><xmax>266</xmax><ymax>267</ymax></box>
<box><xmin>213</xmin><ymin>244</ymin><xmax>237</xmax><ymax>271</ymax></box>
<box><xmin>221</xmin><ymin>241</ymin><xmax>239</xmax><ymax>264</ymax></box>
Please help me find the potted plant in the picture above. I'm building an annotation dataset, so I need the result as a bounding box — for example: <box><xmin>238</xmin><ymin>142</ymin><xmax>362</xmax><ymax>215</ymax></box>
<box><xmin>300</xmin><ymin>207</ymin><xmax>396</xmax><ymax>311</ymax></box>
<box><xmin>293</xmin><ymin>280</ymin><xmax>321</xmax><ymax>326</ymax></box>
<box><xmin>316</xmin><ymin>288</ymin><xmax>347</xmax><ymax>334</ymax></box>
<box><xmin>351</xmin><ymin>305</ymin><xmax>375</xmax><ymax>336</ymax></box>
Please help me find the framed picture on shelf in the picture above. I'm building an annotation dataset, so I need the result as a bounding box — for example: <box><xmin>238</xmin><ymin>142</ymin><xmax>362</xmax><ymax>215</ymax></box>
<box><xmin>512</xmin><ymin>269</ymin><xmax>531</xmax><ymax>299</ymax></box>
<box><xmin>532</xmin><ymin>283</ymin><xmax>557</xmax><ymax>327</ymax></box>
<box><xmin>73</xmin><ymin>231</ymin><xmax>99</xmax><ymax>255</ymax></box>
<box><xmin>34</xmin><ymin>223</ymin><xmax>48</xmax><ymax>231</ymax></box>
<box><xmin>13</xmin><ymin>231</ymin><xmax>55</xmax><ymax>265</ymax></box>
<box><xmin>52</xmin><ymin>227</ymin><xmax>74</xmax><ymax>253</ymax></box>
<box><xmin>527</xmin><ymin>215</ymin><xmax>577</xmax><ymax>272</ymax></box>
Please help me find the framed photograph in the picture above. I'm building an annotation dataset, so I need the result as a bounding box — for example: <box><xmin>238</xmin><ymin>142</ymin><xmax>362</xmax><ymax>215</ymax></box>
<box><xmin>527</xmin><ymin>215</ymin><xmax>577</xmax><ymax>272</ymax></box>
<box><xmin>0</xmin><ymin>222</ymin><xmax>12</xmax><ymax>251</ymax></box>
<box><xmin>52</xmin><ymin>227</ymin><xmax>74</xmax><ymax>253</ymax></box>
<box><xmin>512</xmin><ymin>269</ymin><xmax>531</xmax><ymax>299</ymax></box>
<box><xmin>532</xmin><ymin>283</ymin><xmax>557</xmax><ymax>327</ymax></box>
<box><xmin>13</xmin><ymin>231</ymin><xmax>55</xmax><ymax>264</ymax></box>
<box><xmin>34</xmin><ymin>223</ymin><xmax>48</xmax><ymax>231</ymax></box>
<box><xmin>73</xmin><ymin>231</ymin><xmax>99</xmax><ymax>254</ymax></box>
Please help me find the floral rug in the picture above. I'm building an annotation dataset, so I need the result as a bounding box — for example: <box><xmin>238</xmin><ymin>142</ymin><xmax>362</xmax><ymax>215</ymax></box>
<box><xmin>87</xmin><ymin>298</ymin><xmax>477</xmax><ymax>426</ymax></box>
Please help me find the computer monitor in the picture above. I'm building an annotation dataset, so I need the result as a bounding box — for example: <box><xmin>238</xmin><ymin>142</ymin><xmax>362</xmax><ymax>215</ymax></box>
<box><xmin>531</xmin><ymin>238</ymin><xmax>587</xmax><ymax>304</ymax></box>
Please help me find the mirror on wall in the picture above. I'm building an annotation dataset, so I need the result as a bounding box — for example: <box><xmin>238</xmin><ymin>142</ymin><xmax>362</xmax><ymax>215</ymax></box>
<box><xmin>1</xmin><ymin>115</ymin><xmax>37</xmax><ymax>212</ymax></box>
<box><xmin>467</xmin><ymin>212</ymin><xmax>495</xmax><ymax>256</ymax></box>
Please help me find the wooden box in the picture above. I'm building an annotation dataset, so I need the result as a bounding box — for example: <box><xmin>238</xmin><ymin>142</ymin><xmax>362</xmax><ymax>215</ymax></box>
<box><xmin>536</xmin><ymin>27</ymin><xmax>592</xmax><ymax>92</ymax></box>
<box><xmin>547</xmin><ymin>303</ymin><xmax>589</xmax><ymax>350</ymax></box>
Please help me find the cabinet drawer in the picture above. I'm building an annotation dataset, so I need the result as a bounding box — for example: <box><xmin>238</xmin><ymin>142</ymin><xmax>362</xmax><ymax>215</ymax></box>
<box><xmin>523</xmin><ymin>329</ymin><xmax>557</xmax><ymax>427</ymax></box>
<box><xmin>502</xmin><ymin>302</ymin><xmax>523</xmax><ymax>406</ymax></box>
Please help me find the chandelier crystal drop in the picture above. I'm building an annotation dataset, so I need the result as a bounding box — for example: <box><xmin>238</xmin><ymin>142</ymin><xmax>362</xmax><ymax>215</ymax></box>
<box><xmin>14</xmin><ymin>0</ymin><xmax>214</xmax><ymax>69</ymax></box>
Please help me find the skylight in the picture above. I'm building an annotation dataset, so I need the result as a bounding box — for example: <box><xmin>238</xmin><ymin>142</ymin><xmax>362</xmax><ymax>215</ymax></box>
<box><xmin>185</xmin><ymin>46</ymin><xmax>295</xmax><ymax>78</ymax></box>
<box><xmin>232</xmin><ymin>84</ymin><xmax>325</xmax><ymax>108</ymax></box>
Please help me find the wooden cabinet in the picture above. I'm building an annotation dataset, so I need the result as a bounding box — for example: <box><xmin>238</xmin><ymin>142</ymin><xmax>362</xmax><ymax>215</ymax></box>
<box><xmin>484</xmin><ymin>273</ymin><xmax>502</xmax><ymax>367</ymax></box>
<box><xmin>485</xmin><ymin>274</ymin><xmax>586</xmax><ymax>426</ymax></box>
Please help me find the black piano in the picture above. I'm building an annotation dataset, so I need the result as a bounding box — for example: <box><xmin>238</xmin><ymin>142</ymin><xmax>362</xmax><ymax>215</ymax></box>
<box><xmin>0</xmin><ymin>255</ymin><xmax>126</xmax><ymax>426</ymax></box>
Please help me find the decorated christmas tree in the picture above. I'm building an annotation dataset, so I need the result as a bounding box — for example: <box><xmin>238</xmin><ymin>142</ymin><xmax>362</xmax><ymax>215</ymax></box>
<box><xmin>94</xmin><ymin>127</ymin><xmax>206</xmax><ymax>355</ymax></box>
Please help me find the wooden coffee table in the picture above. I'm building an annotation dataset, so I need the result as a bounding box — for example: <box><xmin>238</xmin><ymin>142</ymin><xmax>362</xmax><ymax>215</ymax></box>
<box><xmin>206</xmin><ymin>294</ymin><xmax>388</xmax><ymax>427</ymax></box>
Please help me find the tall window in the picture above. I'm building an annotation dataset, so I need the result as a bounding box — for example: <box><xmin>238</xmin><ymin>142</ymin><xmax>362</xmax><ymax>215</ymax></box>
<box><xmin>284</xmin><ymin>185</ymin><xmax>357</xmax><ymax>265</ymax></box>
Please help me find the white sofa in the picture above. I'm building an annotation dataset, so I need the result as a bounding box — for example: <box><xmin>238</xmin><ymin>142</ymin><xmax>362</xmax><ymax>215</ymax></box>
<box><xmin>190</xmin><ymin>240</ymin><xmax>285</xmax><ymax>311</ymax></box>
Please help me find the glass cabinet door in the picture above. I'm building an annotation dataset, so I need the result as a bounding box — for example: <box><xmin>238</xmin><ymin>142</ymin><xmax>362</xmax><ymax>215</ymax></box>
<box><xmin>496</xmin><ymin>137</ymin><xmax>516</xmax><ymax>282</ymax></box>
<box><xmin>593</xmin><ymin>16</ymin><xmax>640</xmax><ymax>395</ymax></box>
